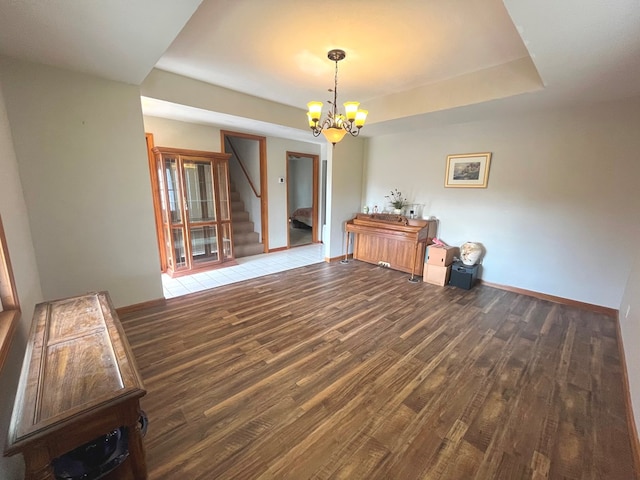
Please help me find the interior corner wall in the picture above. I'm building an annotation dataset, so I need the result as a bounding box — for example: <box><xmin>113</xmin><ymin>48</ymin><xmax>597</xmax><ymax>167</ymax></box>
<box><xmin>0</xmin><ymin>79</ymin><xmax>43</xmax><ymax>480</ymax></box>
<box><xmin>0</xmin><ymin>57</ymin><xmax>162</xmax><ymax>309</ymax></box>
<box><xmin>326</xmin><ymin>138</ymin><xmax>365</xmax><ymax>260</ymax></box>
<box><xmin>363</xmin><ymin>96</ymin><xmax>640</xmax><ymax>308</ymax></box>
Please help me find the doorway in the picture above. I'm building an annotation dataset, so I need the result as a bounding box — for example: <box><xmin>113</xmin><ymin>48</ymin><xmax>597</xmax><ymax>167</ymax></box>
<box><xmin>221</xmin><ymin>131</ymin><xmax>268</xmax><ymax>254</ymax></box>
<box><xmin>287</xmin><ymin>151</ymin><xmax>319</xmax><ymax>247</ymax></box>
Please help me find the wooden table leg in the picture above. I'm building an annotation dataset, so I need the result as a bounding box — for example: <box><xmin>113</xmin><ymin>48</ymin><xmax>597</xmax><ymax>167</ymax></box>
<box><xmin>408</xmin><ymin>241</ymin><xmax>420</xmax><ymax>282</ymax></box>
<box><xmin>127</xmin><ymin>413</ymin><xmax>148</xmax><ymax>480</ymax></box>
<box><xmin>340</xmin><ymin>231</ymin><xmax>351</xmax><ymax>264</ymax></box>
<box><xmin>23</xmin><ymin>445</ymin><xmax>55</xmax><ymax>480</ymax></box>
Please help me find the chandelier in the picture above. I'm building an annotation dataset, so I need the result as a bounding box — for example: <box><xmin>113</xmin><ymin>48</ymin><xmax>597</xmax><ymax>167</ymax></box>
<box><xmin>306</xmin><ymin>49</ymin><xmax>368</xmax><ymax>145</ymax></box>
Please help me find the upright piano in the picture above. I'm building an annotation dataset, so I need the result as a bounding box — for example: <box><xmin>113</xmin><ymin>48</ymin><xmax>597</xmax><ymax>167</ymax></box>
<box><xmin>344</xmin><ymin>213</ymin><xmax>438</xmax><ymax>279</ymax></box>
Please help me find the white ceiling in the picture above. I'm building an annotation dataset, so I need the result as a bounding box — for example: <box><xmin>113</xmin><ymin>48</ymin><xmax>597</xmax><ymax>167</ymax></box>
<box><xmin>0</xmin><ymin>0</ymin><xmax>202</xmax><ymax>85</ymax></box>
<box><xmin>155</xmin><ymin>0</ymin><xmax>530</xmax><ymax>108</ymax></box>
<box><xmin>1</xmin><ymin>0</ymin><xmax>639</xmax><ymax>140</ymax></box>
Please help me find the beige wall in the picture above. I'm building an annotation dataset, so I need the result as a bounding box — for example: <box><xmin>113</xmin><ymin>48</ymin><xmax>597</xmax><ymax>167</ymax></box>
<box><xmin>142</xmin><ymin>69</ymin><xmax>305</xmax><ymax>132</ymax></box>
<box><xmin>145</xmin><ymin>115</ymin><xmax>222</xmax><ymax>151</ymax></box>
<box><xmin>0</xmin><ymin>57</ymin><xmax>162</xmax><ymax>308</ymax></box>
<box><xmin>0</xmin><ymin>80</ymin><xmax>42</xmax><ymax>480</ymax></box>
<box><xmin>326</xmin><ymin>138</ymin><xmax>366</xmax><ymax>260</ymax></box>
<box><xmin>365</xmin><ymin>97</ymin><xmax>640</xmax><ymax>308</ymax></box>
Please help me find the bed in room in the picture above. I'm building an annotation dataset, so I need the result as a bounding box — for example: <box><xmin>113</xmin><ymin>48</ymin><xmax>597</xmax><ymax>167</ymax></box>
<box><xmin>289</xmin><ymin>207</ymin><xmax>313</xmax><ymax>229</ymax></box>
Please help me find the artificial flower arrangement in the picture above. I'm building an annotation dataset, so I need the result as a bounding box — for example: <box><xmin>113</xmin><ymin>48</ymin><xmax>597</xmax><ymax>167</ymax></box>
<box><xmin>385</xmin><ymin>188</ymin><xmax>407</xmax><ymax>209</ymax></box>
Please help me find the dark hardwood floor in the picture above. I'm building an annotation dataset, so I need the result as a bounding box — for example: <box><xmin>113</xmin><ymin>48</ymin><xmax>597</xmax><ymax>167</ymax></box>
<box><xmin>119</xmin><ymin>260</ymin><xmax>638</xmax><ymax>480</ymax></box>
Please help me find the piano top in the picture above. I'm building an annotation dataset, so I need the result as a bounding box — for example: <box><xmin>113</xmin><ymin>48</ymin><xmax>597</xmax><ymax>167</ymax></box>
<box><xmin>346</xmin><ymin>214</ymin><xmax>437</xmax><ymax>242</ymax></box>
<box><xmin>349</xmin><ymin>213</ymin><xmax>430</xmax><ymax>228</ymax></box>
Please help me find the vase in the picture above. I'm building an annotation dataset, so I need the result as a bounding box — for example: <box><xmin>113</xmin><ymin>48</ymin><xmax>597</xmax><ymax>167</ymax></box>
<box><xmin>393</xmin><ymin>208</ymin><xmax>403</xmax><ymax>215</ymax></box>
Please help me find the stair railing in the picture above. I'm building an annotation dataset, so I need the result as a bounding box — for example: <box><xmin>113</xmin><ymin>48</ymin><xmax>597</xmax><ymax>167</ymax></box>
<box><xmin>226</xmin><ymin>137</ymin><xmax>261</xmax><ymax>198</ymax></box>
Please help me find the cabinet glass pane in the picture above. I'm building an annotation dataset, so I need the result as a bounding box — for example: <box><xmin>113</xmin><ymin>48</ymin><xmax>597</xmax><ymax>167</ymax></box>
<box><xmin>172</xmin><ymin>228</ymin><xmax>186</xmax><ymax>269</ymax></box>
<box><xmin>164</xmin><ymin>157</ymin><xmax>181</xmax><ymax>224</ymax></box>
<box><xmin>157</xmin><ymin>160</ymin><xmax>168</xmax><ymax>226</ymax></box>
<box><xmin>190</xmin><ymin>225</ymin><xmax>219</xmax><ymax>264</ymax></box>
<box><xmin>221</xmin><ymin>223</ymin><xmax>233</xmax><ymax>260</ymax></box>
<box><xmin>184</xmin><ymin>160</ymin><xmax>216</xmax><ymax>222</ymax></box>
<box><xmin>217</xmin><ymin>161</ymin><xmax>231</xmax><ymax>221</ymax></box>
<box><xmin>164</xmin><ymin>227</ymin><xmax>173</xmax><ymax>268</ymax></box>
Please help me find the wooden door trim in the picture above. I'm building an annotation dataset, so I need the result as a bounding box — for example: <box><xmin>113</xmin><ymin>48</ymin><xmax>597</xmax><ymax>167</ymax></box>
<box><xmin>312</xmin><ymin>154</ymin><xmax>319</xmax><ymax>243</ymax></box>
<box><xmin>145</xmin><ymin>133</ymin><xmax>166</xmax><ymax>271</ymax></box>
<box><xmin>286</xmin><ymin>151</ymin><xmax>320</xmax><ymax>246</ymax></box>
<box><xmin>221</xmin><ymin>130</ymin><xmax>268</xmax><ymax>252</ymax></box>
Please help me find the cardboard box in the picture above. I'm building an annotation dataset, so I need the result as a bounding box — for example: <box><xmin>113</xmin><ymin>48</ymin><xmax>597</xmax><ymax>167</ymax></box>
<box><xmin>426</xmin><ymin>245</ymin><xmax>459</xmax><ymax>266</ymax></box>
<box><xmin>423</xmin><ymin>264</ymin><xmax>451</xmax><ymax>286</ymax></box>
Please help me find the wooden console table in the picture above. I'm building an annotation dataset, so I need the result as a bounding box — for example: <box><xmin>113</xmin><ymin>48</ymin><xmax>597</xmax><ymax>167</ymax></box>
<box><xmin>344</xmin><ymin>213</ymin><xmax>437</xmax><ymax>280</ymax></box>
<box><xmin>4</xmin><ymin>292</ymin><xmax>147</xmax><ymax>480</ymax></box>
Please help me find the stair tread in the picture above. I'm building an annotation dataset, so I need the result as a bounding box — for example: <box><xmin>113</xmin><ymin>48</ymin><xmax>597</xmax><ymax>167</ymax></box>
<box><xmin>229</xmin><ymin>183</ymin><xmax>261</xmax><ymax>257</ymax></box>
<box><xmin>233</xmin><ymin>222</ymin><xmax>255</xmax><ymax>230</ymax></box>
<box><xmin>232</xmin><ymin>211</ymin><xmax>250</xmax><ymax>221</ymax></box>
<box><xmin>234</xmin><ymin>243</ymin><xmax>265</xmax><ymax>258</ymax></box>
<box><xmin>233</xmin><ymin>231</ymin><xmax>259</xmax><ymax>245</ymax></box>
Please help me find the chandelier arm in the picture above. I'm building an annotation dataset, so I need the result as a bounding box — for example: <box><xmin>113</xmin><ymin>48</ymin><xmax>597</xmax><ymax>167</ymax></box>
<box><xmin>339</xmin><ymin>119</ymin><xmax>360</xmax><ymax>136</ymax></box>
<box><xmin>321</xmin><ymin>117</ymin><xmax>333</xmax><ymax>131</ymax></box>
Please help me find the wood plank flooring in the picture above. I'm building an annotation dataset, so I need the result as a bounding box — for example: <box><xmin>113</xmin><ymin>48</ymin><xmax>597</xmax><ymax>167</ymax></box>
<box><xmin>119</xmin><ymin>260</ymin><xmax>638</xmax><ymax>480</ymax></box>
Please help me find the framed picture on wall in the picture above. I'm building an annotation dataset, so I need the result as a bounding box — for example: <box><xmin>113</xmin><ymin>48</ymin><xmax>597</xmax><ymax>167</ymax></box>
<box><xmin>444</xmin><ymin>152</ymin><xmax>492</xmax><ymax>188</ymax></box>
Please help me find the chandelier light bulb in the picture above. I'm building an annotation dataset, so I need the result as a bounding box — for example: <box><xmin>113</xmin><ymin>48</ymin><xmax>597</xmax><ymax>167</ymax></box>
<box><xmin>355</xmin><ymin>110</ymin><xmax>368</xmax><ymax>128</ymax></box>
<box><xmin>307</xmin><ymin>101</ymin><xmax>323</xmax><ymax>123</ymax></box>
<box><xmin>343</xmin><ymin>102</ymin><xmax>360</xmax><ymax>121</ymax></box>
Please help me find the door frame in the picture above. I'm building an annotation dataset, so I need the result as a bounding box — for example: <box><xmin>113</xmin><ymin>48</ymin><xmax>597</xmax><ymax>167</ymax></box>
<box><xmin>145</xmin><ymin>133</ymin><xmax>167</xmax><ymax>271</ymax></box>
<box><xmin>286</xmin><ymin>151</ymin><xmax>319</xmax><ymax>247</ymax></box>
<box><xmin>221</xmin><ymin>130</ymin><xmax>269</xmax><ymax>253</ymax></box>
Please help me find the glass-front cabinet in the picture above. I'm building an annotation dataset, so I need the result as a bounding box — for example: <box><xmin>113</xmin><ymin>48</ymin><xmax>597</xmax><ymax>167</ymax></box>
<box><xmin>152</xmin><ymin>147</ymin><xmax>233</xmax><ymax>276</ymax></box>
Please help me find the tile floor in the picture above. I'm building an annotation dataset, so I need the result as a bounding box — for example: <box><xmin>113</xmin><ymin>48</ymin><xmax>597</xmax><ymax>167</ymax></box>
<box><xmin>161</xmin><ymin>243</ymin><xmax>325</xmax><ymax>299</ymax></box>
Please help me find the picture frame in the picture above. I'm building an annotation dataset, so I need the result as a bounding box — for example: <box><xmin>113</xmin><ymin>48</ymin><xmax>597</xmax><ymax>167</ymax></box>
<box><xmin>444</xmin><ymin>152</ymin><xmax>492</xmax><ymax>188</ymax></box>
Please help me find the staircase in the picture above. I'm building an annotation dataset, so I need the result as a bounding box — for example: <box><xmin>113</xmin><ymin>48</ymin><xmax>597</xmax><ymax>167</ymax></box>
<box><xmin>230</xmin><ymin>188</ymin><xmax>264</xmax><ymax>258</ymax></box>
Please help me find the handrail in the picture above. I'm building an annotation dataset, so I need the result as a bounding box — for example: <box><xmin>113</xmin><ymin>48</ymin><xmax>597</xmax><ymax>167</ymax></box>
<box><xmin>226</xmin><ymin>137</ymin><xmax>260</xmax><ymax>198</ymax></box>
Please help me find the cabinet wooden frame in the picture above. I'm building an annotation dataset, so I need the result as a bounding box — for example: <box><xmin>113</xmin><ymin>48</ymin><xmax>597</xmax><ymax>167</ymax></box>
<box><xmin>152</xmin><ymin>147</ymin><xmax>234</xmax><ymax>277</ymax></box>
